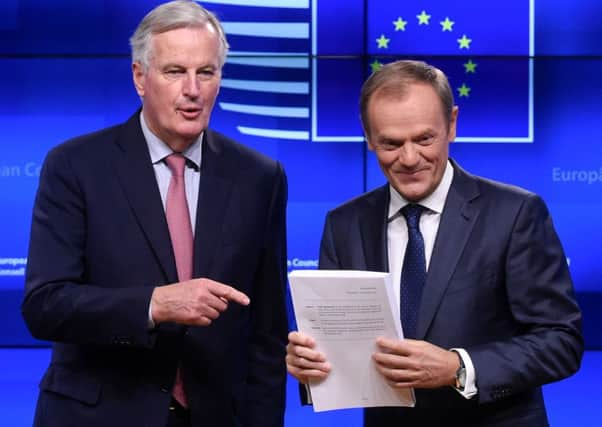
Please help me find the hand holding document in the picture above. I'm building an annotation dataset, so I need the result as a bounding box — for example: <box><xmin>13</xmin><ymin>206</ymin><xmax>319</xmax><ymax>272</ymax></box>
<box><xmin>288</xmin><ymin>269</ymin><xmax>415</xmax><ymax>412</ymax></box>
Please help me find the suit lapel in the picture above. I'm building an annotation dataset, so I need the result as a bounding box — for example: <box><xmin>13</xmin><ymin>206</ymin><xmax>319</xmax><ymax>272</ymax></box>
<box><xmin>112</xmin><ymin>112</ymin><xmax>177</xmax><ymax>282</ymax></box>
<box><xmin>359</xmin><ymin>185</ymin><xmax>389</xmax><ymax>272</ymax></box>
<box><xmin>416</xmin><ymin>162</ymin><xmax>480</xmax><ymax>339</ymax></box>
<box><xmin>193</xmin><ymin>130</ymin><xmax>234</xmax><ymax>277</ymax></box>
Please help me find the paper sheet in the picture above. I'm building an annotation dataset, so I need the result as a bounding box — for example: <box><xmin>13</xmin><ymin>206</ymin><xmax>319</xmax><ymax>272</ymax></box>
<box><xmin>289</xmin><ymin>269</ymin><xmax>415</xmax><ymax>412</ymax></box>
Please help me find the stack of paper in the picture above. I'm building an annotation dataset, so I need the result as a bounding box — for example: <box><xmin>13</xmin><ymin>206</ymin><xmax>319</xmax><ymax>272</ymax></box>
<box><xmin>289</xmin><ymin>269</ymin><xmax>415</xmax><ymax>412</ymax></box>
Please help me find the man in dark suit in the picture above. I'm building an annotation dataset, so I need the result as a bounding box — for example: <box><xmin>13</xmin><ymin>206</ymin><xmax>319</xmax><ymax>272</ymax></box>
<box><xmin>22</xmin><ymin>2</ymin><xmax>288</xmax><ymax>426</ymax></box>
<box><xmin>286</xmin><ymin>60</ymin><xmax>583</xmax><ymax>426</ymax></box>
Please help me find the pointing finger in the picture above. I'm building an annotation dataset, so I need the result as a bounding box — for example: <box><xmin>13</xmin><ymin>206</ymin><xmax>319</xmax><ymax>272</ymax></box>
<box><xmin>207</xmin><ymin>281</ymin><xmax>250</xmax><ymax>306</ymax></box>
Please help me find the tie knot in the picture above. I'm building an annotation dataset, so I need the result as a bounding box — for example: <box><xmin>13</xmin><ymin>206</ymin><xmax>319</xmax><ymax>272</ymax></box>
<box><xmin>401</xmin><ymin>204</ymin><xmax>425</xmax><ymax>229</ymax></box>
<box><xmin>165</xmin><ymin>153</ymin><xmax>187</xmax><ymax>177</ymax></box>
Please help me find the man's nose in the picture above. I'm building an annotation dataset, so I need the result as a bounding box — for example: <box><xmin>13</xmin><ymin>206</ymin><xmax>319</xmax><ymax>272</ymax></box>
<box><xmin>182</xmin><ymin>73</ymin><xmax>201</xmax><ymax>97</ymax></box>
<box><xmin>397</xmin><ymin>143</ymin><xmax>420</xmax><ymax>167</ymax></box>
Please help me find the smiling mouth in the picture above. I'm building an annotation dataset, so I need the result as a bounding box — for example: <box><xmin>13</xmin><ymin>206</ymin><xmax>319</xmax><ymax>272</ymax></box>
<box><xmin>395</xmin><ymin>169</ymin><xmax>426</xmax><ymax>177</ymax></box>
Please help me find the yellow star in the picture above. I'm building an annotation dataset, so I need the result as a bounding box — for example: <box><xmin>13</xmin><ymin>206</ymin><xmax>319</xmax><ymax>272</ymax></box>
<box><xmin>440</xmin><ymin>17</ymin><xmax>454</xmax><ymax>32</ymax></box>
<box><xmin>417</xmin><ymin>10</ymin><xmax>431</xmax><ymax>25</ymax></box>
<box><xmin>457</xmin><ymin>34</ymin><xmax>472</xmax><ymax>49</ymax></box>
<box><xmin>464</xmin><ymin>59</ymin><xmax>477</xmax><ymax>73</ymax></box>
<box><xmin>393</xmin><ymin>17</ymin><xmax>408</xmax><ymax>31</ymax></box>
<box><xmin>458</xmin><ymin>84</ymin><xmax>471</xmax><ymax>97</ymax></box>
<box><xmin>370</xmin><ymin>60</ymin><xmax>383</xmax><ymax>73</ymax></box>
<box><xmin>376</xmin><ymin>34</ymin><xmax>390</xmax><ymax>49</ymax></box>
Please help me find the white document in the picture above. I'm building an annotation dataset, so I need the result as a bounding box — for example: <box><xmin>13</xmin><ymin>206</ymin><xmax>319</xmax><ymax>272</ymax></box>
<box><xmin>288</xmin><ymin>269</ymin><xmax>415</xmax><ymax>412</ymax></box>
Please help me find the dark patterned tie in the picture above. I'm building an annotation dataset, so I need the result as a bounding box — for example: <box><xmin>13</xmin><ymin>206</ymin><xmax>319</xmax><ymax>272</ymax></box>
<box><xmin>400</xmin><ymin>204</ymin><xmax>426</xmax><ymax>339</ymax></box>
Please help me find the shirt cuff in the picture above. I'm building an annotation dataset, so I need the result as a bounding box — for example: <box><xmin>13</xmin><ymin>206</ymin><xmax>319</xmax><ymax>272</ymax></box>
<box><xmin>148</xmin><ymin>300</ymin><xmax>155</xmax><ymax>330</ymax></box>
<box><xmin>450</xmin><ymin>347</ymin><xmax>478</xmax><ymax>399</ymax></box>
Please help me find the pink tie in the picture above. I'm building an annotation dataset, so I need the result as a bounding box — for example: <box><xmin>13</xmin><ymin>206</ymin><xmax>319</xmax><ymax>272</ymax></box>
<box><xmin>165</xmin><ymin>153</ymin><xmax>193</xmax><ymax>408</ymax></box>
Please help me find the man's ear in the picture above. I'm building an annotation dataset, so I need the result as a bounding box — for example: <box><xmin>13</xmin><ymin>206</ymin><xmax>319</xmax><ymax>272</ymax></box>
<box><xmin>132</xmin><ymin>62</ymin><xmax>145</xmax><ymax>97</ymax></box>
<box><xmin>448</xmin><ymin>106</ymin><xmax>459</xmax><ymax>142</ymax></box>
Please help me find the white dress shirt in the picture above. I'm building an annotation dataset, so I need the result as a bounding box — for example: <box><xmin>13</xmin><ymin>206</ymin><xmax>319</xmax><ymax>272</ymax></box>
<box><xmin>387</xmin><ymin>160</ymin><xmax>477</xmax><ymax>399</ymax></box>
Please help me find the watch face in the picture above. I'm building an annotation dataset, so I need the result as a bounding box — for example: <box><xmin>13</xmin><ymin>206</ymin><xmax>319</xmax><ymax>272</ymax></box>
<box><xmin>452</xmin><ymin>350</ymin><xmax>466</xmax><ymax>390</ymax></box>
<box><xmin>455</xmin><ymin>364</ymin><xmax>466</xmax><ymax>388</ymax></box>
<box><xmin>456</xmin><ymin>367</ymin><xmax>466</xmax><ymax>389</ymax></box>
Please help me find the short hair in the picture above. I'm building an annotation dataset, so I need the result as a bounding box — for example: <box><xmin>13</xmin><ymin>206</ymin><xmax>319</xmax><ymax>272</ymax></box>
<box><xmin>129</xmin><ymin>0</ymin><xmax>229</xmax><ymax>71</ymax></box>
<box><xmin>359</xmin><ymin>60</ymin><xmax>455</xmax><ymax>135</ymax></box>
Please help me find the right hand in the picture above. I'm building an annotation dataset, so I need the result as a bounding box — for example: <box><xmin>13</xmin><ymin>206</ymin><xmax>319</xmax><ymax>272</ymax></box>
<box><xmin>151</xmin><ymin>278</ymin><xmax>250</xmax><ymax>326</ymax></box>
<box><xmin>286</xmin><ymin>331</ymin><xmax>331</xmax><ymax>384</ymax></box>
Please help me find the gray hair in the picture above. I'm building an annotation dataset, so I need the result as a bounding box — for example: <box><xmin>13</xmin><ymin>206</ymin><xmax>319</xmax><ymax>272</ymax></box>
<box><xmin>360</xmin><ymin>60</ymin><xmax>455</xmax><ymax>135</ymax></box>
<box><xmin>129</xmin><ymin>0</ymin><xmax>229</xmax><ymax>70</ymax></box>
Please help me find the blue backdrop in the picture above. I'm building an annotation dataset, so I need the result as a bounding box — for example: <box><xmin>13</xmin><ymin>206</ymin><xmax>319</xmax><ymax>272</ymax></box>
<box><xmin>0</xmin><ymin>2</ymin><xmax>600</xmax><ymax>424</ymax></box>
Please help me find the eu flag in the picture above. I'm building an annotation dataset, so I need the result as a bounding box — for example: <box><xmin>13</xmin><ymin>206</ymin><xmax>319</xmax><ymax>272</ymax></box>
<box><xmin>315</xmin><ymin>0</ymin><xmax>534</xmax><ymax>142</ymax></box>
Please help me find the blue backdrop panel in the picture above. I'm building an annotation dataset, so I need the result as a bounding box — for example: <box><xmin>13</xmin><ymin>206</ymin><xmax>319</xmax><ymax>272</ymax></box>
<box><xmin>1</xmin><ymin>0</ymin><xmax>161</xmax><ymax>54</ymax></box>
<box><xmin>0</xmin><ymin>57</ymin><xmax>140</xmax><ymax>292</ymax></box>
<box><xmin>314</xmin><ymin>0</ymin><xmax>364</xmax><ymax>55</ymax></box>
<box><xmin>1</xmin><ymin>0</ymin><xmax>600</xmax><ymax>350</ymax></box>
<box><xmin>313</xmin><ymin>58</ymin><xmax>365</xmax><ymax>139</ymax></box>
<box><xmin>0</xmin><ymin>0</ymin><xmax>19</xmax><ymax>30</ymax></box>
<box><xmin>536</xmin><ymin>1</ymin><xmax>602</xmax><ymax>55</ymax></box>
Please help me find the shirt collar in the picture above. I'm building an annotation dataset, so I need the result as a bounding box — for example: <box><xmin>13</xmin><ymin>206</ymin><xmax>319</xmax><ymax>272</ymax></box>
<box><xmin>388</xmin><ymin>160</ymin><xmax>454</xmax><ymax>220</ymax></box>
<box><xmin>139</xmin><ymin>111</ymin><xmax>202</xmax><ymax>169</ymax></box>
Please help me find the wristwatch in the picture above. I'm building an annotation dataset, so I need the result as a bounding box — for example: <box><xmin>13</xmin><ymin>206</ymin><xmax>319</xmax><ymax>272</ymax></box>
<box><xmin>452</xmin><ymin>350</ymin><xmax>466</xmax><ymax>391</ymax></box>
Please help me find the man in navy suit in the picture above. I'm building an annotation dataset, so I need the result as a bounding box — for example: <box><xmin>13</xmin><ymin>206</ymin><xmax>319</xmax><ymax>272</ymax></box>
<box><xmin>22</xmin><ymin>2</ymin><xmax>287</xmax><ymax>426</ymax></box>
<box><xmin>286</xmin><ymin>60</ymin><xmax>582</xmax><ymax>426</ymax></box>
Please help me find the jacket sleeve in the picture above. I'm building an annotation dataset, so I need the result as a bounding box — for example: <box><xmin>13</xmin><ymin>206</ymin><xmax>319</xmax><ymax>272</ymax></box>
<box><xmin>21</xmin><ymin>146</ymin><xmax>156</xmax><ymax>349</ymax></box>
<box><xmin>468</xmin><ymin>194</ymin><xmax>583</xmax><ymax>404</ymax></box>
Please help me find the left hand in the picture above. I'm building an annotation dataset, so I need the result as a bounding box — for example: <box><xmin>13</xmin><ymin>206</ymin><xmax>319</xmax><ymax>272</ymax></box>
<box><xmin>286</xmin><ymin>331</ymin><xmax>331</xmax><ymax>384</ymax></box>
<box><xmin>373</xmin><ymin>338</ymin><xmax>459</xmax><ymax>390</ymax></box>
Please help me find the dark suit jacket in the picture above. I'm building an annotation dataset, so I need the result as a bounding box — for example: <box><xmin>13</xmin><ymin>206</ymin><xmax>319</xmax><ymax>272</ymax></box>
<box><xmin>22</xmin><ymin>112</ymin><xmax>288</xmax><ymax>427</ymax></box>
<box><xmin>318</xmin><ymin>160</ymin><xmax>583</xmax><ymax>427</ymax></box>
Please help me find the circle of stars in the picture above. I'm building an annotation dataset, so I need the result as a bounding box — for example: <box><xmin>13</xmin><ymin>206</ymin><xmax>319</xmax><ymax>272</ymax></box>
<box><xmin>371</xmin><ymin>9</ymin><xmax>477</xmax><ymax>100</ymax></box>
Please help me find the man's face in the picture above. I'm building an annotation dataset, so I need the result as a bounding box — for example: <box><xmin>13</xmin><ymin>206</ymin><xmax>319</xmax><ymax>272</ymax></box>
<box><xmin>365</xmin><ymin>83</ymin><xmax>458</xmax><ymax>202</ymax></box>
<box><xmin>133</xmin><ymin>25</ymin><xmax>221</xmax><ymax>151</ymax></box>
